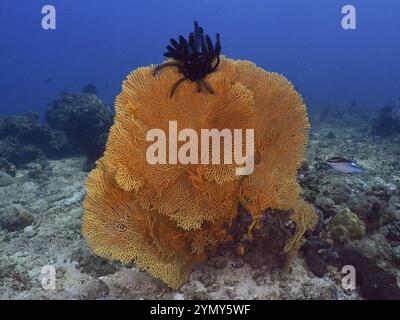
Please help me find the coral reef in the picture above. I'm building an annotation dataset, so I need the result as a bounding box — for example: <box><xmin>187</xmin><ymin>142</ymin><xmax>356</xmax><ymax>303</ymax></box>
<box><xmin>0</xmin><ymin>112</ymin><xmax>43</xmax><ymax>139</ymax></box>
<box><xmin>1</xmin><ymin>25</ymin><xmax>398</xmax><ymax>298</ymax></box>
<box><xmin>0</xmin><ymin>137</ymin><xmax>45</xmax><ymax>166</ymax></box>
<box><xmin>0</xmin><ymin>112</ymin><xmax>70</xmax><ymax>168</ymax></box>
<box><xmin>45</xmin><ymin>92</ymin><xmax>113</xmax><ymax>169</ymax></box>
<box><xmin>82</xmin><ymin>57</ymin><xmax>317</xmax><ymax>288</ymax></box>
<box><xmin>1</xmin><ymin>107</ymin><xmax>399</xmax><ymax>299</ymax></box>
<box><xmin>0</xmin><ymin>91</ymin><xmax>112</xmax><ymax>171</ymax></box>
<box><xmin>329</xmin><ymin>208</ymin><xmax>366</xmax><ymax>243</ymax></box>
<box><xmin>296</xmin><ymin>121</ymin><xmax>400</xmax><ymax>299</ymax></box>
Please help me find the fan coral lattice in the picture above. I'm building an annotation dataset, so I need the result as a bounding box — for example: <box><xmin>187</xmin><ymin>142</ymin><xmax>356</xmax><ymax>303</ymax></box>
<box><xmin>82</xmin><ymin>57</ymin><xmax>317</xmax><ymax>289</ymax></box>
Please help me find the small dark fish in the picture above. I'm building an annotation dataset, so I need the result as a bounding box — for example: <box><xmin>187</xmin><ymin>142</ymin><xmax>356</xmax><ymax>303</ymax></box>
<box><xmin>326</xmin><ymin>157</ymin><xmax>363</xmax><ymax>173</ymax></box>
<box><xmin>43</xmin><ymin>77</ymin><xmax>52</xmax><ymax>83</ymax></box>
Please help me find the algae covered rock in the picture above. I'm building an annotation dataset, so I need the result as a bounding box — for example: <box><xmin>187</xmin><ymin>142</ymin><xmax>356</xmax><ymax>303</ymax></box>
<box><xmin>329</xmin><ymin>208</ymin><xmax>366</xmax><ymax>243</ymax></box>
<box><xmin>0</xmin><ymin>204</ymin><xmax>34</xmax><ymax>231</ymax></box>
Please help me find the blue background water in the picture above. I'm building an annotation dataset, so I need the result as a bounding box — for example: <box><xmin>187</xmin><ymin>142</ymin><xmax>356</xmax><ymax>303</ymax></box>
<box><xmin>1</xmin><ymin>0</ymin><xmax>399</xmax><ymax>116</ymax></box>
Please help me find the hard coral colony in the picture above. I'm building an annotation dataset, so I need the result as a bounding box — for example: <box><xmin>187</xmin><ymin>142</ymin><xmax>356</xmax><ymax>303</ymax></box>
<box><xmin>82</xmin><ymin>21</ymin><xmax>318</xmax><ymax>289</ymax></box>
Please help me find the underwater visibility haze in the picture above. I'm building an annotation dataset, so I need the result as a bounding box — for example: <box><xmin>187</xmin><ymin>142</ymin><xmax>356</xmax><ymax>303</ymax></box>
<box><xmin>1</xmin><ymin>0</ymin><xmax>400</xmax><ymax>301</ymax></box>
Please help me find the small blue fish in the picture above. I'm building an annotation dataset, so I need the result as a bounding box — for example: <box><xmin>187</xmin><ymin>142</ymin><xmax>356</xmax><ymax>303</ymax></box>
<box><xmin>326</xmin><ymin>157</ymin><xmax>363</xmax><ymax>173</ymax></box>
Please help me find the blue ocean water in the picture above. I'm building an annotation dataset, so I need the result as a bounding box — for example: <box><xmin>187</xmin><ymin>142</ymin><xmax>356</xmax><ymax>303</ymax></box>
<box><xmin>0</xmin><ymin>0</ymin><xmax>399</xmax><ymax>116</ymax></box>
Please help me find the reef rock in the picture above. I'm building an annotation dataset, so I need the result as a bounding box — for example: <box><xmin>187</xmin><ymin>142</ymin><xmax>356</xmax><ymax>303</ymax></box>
<box><xmin>0</xmin><ymin>204</ymin><xmax>34</xmax><ymax>232</ymax></box>
<box><xmin>302</xmin><ymin>238</ymin><xmax>338</xmax><ymax>278</ymax></box>
<box><xmin>339</xmin><ymin>248</ymin><xmax>400</xmax><ymax>300</ymax></box>
<box><xmin>45</xmin><ymin>92</ymin><xmax>113</xmax><ymax>169</ymax></box>
<box><xmin>0</xmin><ymin>112</ymin><xmax>40</xmax><ymax>139</ymax></box>
<box><xmin>0</xmin><ymin>113</ymin><xmax>68</xmax><ymax>165</ymax></box>
<box><xmin>329</xmin><ymin>208</ymin><xmax>366</xmax><ymax>243</ymax></box>
<box><xmin>0</xmin><ymin>137</ymin><xmax>45</xmax><ymax>166</ymax></box>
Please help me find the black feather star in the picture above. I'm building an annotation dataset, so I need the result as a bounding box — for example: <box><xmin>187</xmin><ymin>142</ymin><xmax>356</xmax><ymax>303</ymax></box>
<box><xmin>153</xmin><ymin>21</ymin><xmax>221</xmax><ymax>98</ymax></box>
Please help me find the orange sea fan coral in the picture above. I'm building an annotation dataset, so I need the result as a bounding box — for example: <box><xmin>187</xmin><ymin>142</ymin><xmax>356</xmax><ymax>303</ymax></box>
<box><xmin>82</xmin><ymin>56</ymin><xmax>318</xmax><ymax>288</ymax></box>
<box><xmin>237</xmin><ymin>61</ymin><xmax>310</xmax><ymax>213</ymax></box>
<box><xmin>103</xmin><ymin>58</ymin><xmax>251</xmax><ymax>230</ymax></box>
<box><xmin>283</xmin><ymin>199</ymin><xmax>319</xmax><ymax>269</ymax></box>
<box><xmin>82</xmin><ymin>160</ymin><xmax>228</xmax><ymax>288</ymax></box>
